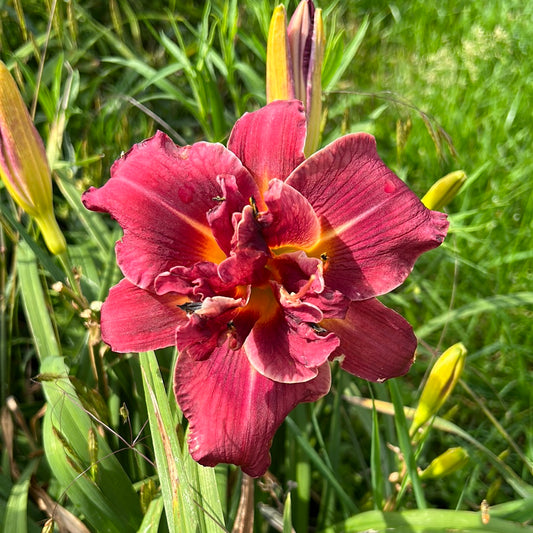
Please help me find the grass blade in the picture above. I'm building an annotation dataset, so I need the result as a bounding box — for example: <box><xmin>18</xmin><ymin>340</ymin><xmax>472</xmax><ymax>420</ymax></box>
<box><xmin>285</xmin><ymin>416</ymin><xmax>358</xmax><ymax>515</ymax></box>
<box><xmin>18</xmin><ymin>243</ymin><xmax>143</xmax><ymax>532</ymax></box>
<box><xmin>388</xmin><ymin>379</ymin><xmax>426</xmax><ymax>509</ymax></box>
<box><xmin>319</xmin><ymin>508</ymin><xmax>533</xmax><ymax>533</ymax></box>
<box><xmin>2</xmin><ymin>460</ymin><xmax>38</xmax><ymax>533</ymax></box>
<box><xmin>139</xmin><ymin>351</ymin><xmax>226</xmax><ymax>533</ymax></box>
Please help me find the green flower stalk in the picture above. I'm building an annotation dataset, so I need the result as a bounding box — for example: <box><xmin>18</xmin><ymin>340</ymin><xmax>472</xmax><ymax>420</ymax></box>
<box><xmin>266</xmin><ymin>1</ymin><xmax>325</xmax><ymax>156</ymax></box>
<box><xmin>0</xmin><ymin>61</ymin><xmax>66</xmax><ymax>255</ymax></box>
<box><xmin>410</xmin><ymin>342</ymin><xmax>467</xmax><ymax>436</ymax></box>
<box><xmin>422</xmin><ymin>170</ymin><xmax>467</xmax><ymax>211</ymax></box>
<box><xmin>419</xmin><ymin>447</ymin><xmax>469</xmax><ymax>480</ymax></box>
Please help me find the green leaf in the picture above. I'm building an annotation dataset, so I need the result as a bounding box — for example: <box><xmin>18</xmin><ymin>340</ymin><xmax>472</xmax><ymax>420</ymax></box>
<box><xmin>41</xmin><ymin>356</ymin><xmax>143</xmax><ymax>533</ymax></box>
<box><xmin>319</xmin><ymin>508</ymin><xmax>533</xmax><ymax>533</ymax></box>
<box><xmin>283</xmin><ymin>492</ymin><xmax>293</xmax><ymax>533</ymax></box>
<box><xmin>416</xmin><ymin>293</ymin><xmax>533</xmax><ymax>339</ymax></box>
<box><xmin>323</xmin><ymin>15</ymin><xmax>369</xmax><ymax>92</ymax></box>
<box><xmin>137</xmin><ymin>496</ymin><xmax>164</xmax><ymax>533</ymax></box>
<box><xmin>388</xmin><ymin>379</ymin><xmax>426</xmax><ymax>509</ymax></box>
<box><xmin>139</xmin><ymin>351</ymin><xmax>226</xmax><ymax>533</ymax></box>
<box><xmin>17</xmin><ymin>242</ymin><xmax>61</xmax><ymax>359</ymax></box>
<box><xmin>285</xmin><ymin>416</ymin><xmax>358</xmax><ymax>515</ymax></box>
<box><xmin>370</xmin><ymin>395</ymin><xmax>384</xmax><ymax>510</ymax></box>
<box><xmin>1</xmin><ymin>460</ymin><xmax>38</xmax><ymax>533</ymax></box>
<box><xmin>17</xmin><ymin>243</ymin><xmax>143</xmax><ymax>532</ymax></box>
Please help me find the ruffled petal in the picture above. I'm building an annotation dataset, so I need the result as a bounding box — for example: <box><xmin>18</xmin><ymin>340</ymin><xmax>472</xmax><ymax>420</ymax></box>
<box><xmin>227</xmin><ymin>100</ymin><xmax>307</xmax><ymax>192</ymax></box>
<box><xmin>101</xmin><ymin>278</ymin><xmax>187</xmax><ymax>352</ymax></box>
<box><xmin>323</xmin><ymin>298</ymin><xmax>417</xmax><ymax>382</ymax></box>
<box><xmin>155</xmin><ymin>262</ymin><xmax>235</xmax><ymax>299</ymax></box>
<box><xmin>243</xmin><ymin>285</ymin><xmax>339</xmax><ymax>383</ymax></box>
<box><xmin>260</xmin><ymin>179</ymin><xmax>320</xmax><ymax>250</ymax></box>
<box><xmin>206</xmin><ymin>175</ymin><xmax>254</xmax><ymax>255</ymax></box>
<box><xmin>218</xmin><ymin>205</ymin><xmax>271</xmax><ymax>286</ymax></box>
<box><xmin>174</xmin><ymin>344</ymin><xmax>331</xmax><ymax>477</ymax></box>
<box><xmin>286</xmin><ymin>133</ymin><xmax>449</xmax><ymax>300</ymax></box>
<box><xmin>175</xmin><ymin>296</ymin><xmax>246</xmax><ymax>360</ymax></box>
<box><xmin>82</xmin><ymin>132</ymin><xmax>255</xmax><ymax>290</ymax></box>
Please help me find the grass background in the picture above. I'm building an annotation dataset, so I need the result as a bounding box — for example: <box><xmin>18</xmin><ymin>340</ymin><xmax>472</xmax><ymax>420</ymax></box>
<box><xmin>1</xmin><ymin>0</ymin><xmax>532</xmax><ymax>531</ymax></box>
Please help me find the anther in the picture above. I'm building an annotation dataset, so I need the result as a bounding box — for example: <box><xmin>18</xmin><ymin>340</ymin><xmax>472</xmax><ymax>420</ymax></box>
<box><xmin>178</xmin><ymin>301</ymin><xmax>202</xmax><ymax>314</ymax></box>
<box><xmin>249</xmin><ymin>196</ymin><xmax>259</xmax><ymax>217</ymax></box>
<box><xmin>309</xmin><ymin>323</ymin><xmax>327</xmax><ymax>334</ymax></box>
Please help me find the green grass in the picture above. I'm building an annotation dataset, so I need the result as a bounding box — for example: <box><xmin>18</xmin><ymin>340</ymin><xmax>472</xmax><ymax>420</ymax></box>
<box><xmin>1</xmin><ymin>0</ymin><xmax>532</xmax><ymax>531</ymax></box>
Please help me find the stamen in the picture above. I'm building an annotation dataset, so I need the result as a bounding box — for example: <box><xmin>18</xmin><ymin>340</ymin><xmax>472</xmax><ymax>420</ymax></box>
<box><xmin>309</xmin><ymin>323</ymin><xmax>328</xmax><ymax>334</ymax></box>
<box><xmin>249</xmin><ymin>196</ymin><xmax>259</xmax><ymax>217</ymax></box>
<box><xmin>178</xmin><ymin>301</ymin><xmax>203</xmax><ymax>314</ymax></box>
<box><xmin>212</xmin><ymin>196</ymin><xmax>226</xmax><ymax>202</ymax></box>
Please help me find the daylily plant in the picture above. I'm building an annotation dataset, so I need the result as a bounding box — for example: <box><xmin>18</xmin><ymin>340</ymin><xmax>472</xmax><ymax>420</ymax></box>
<box><xmin>83</xmin><ymin>100</ymin><xmax>448</xmax><ymax>476</ymax></box>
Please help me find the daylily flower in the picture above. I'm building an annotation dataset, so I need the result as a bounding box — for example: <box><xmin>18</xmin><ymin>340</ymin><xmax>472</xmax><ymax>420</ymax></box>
<box><xmin>267</xmin><ymin>1</ymin><xmax>324</xmax><ymax>156</ymax></box>
<box><xmin>82</xmin><ymin>100</ymin><xmax>448</xmax><ymax>477</ymax></box>
<box><xmin>0</xmin><ymin>61</ymin><xmax>66</xmax><ymax>255</ymax></box>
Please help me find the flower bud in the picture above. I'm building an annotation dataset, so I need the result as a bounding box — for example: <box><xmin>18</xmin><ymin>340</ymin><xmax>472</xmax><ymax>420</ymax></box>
<box><xmin>419</xmin><ymin>447</ymin><xmax>469</xmax><ymax>480</ymax></box>
<box><xmin>410</xmin><ymin>342</ymin><xmax>467</xmax><ymax>435</ymax></box>
<box><xmin>266</xmin><ymin>5</ymin><xmax>294</xmax><ymax>103</ymax></box>
<box><xmin>266</xmin><ymin>1</ymin><xmax>325</xmax><ymax>156</ymax></box>
<box><xmin>421</xmin><ymin>170</ymin><xmax>467</xmax><ymax>211</ymax></box>
<box><xmin>0</xmin><ymin>61</ymin><xmax>66</xmax><ymax>254</ymax></box>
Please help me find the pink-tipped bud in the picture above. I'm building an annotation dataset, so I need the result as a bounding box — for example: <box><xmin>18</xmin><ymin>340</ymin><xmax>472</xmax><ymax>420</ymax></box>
<box><xmin>0</xmin><ymin>61</ymin><xmax>66</xmax><ymax>254</ymax></box>
<box><xmin>266</xmin><ymin>1</ymin><xmax>325</xmax><ymax>156</ymax></box>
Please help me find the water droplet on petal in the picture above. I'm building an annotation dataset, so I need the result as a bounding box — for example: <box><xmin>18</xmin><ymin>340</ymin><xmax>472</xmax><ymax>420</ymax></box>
<box><xmin>384</xmin><ymin>180</ymin><xmax>395</xmax><ymax>193</ymax></box>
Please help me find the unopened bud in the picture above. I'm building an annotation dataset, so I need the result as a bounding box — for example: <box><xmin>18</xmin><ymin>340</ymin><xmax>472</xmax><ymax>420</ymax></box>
<box><xmin>266</xmin><ymin>1</ymin><xmax>325</xmax><ymax>156</ymax></box>
<box><xmin>422</xmin><ymin>170</ymin><xmax>466</xmax><ymax>211</ymax></box>
<box><xmin>0</xmin><ymin>61</ymin><xmax>66</xmax><ymax>254</ymax></box>
<box><xmin>419</xmin><ymin>447</ymin><xmax>469</xmax><ymax>480</ymax></box>
<box><xmin>410</xmin><ymin>342</ymin><xmax>467</xmax><ymax>435</ymax></box>
<box><xmin>266</xmin><ymin>5</ymin><xmax>294</xmax><ymax>103</ymax></box>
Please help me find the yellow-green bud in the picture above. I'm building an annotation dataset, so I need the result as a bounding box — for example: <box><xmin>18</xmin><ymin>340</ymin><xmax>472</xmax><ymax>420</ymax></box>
<box><xmin>0</xmin><ymin>61</ymin><xmax>66</xmax><ymax>254</ymax></box>
<box><xmin>421</xmin><ymin>170</ymin><xmax>467</xmax><ymax>211</ymax></box>
<box><xmin>410</xmin><ymin>342</ymin><xmax>467</xmax><ymax>435</ymax></box>
<box><xmin>419</xmin><ymin>447</ymin><xmax>469</xmax><ymax>480</ymax></box>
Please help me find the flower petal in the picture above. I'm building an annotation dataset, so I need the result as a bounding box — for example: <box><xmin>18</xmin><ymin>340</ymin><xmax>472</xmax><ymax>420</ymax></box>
<box><xmin>286</xmin><ymin>133</ymin><xmax>449</xmax><ymax>299</ymax></box>
<box><xmin>155</xmin><ymin>262</ymin><xmax>235</xmax><ymax>299</ymax></box>
<box><xmin>174</xmin><ymin>343</ymin><xmax>331</xmax><ymax>477</ymax></box>
<box><xmin>82</xmin><ymin>132</ymin><xmax>255</xmax><ymax>290</ymax></box>
<box><xmin>206</xmin><ymin>174</ymin><xmax>253</xmax><ymax>255</ymax></box>
<box><xmin>227</xmin><ymin>100</ymin><xmax>307</xmax><ymax>192</ymax></box>
<box><xmin>101</xmin><ymin>278</ymin><xmax>187</xmax><ymax>353</ymax></box>
<box><xmin>175</xmin><ymin>296</ymin><xmax>246</xmax><ymax>360</ymax></box>
<box><xmin>260</xmin><ymin>179</ymin><xmax>320</xmax><ymax>249</ymax></box>
<box><xmin>323</xmin><ymin>298</ymin><xmax>417</xmax><ymax>382</ymax></box>
<box><xmin>243</xmin><ymin>285</ymin><xmax>339</xmax><ymax>383</ymax></box>
<box><xmin>217</xmin><ymin>205</ymin><xmax>271</xmax><ymax>286</ymax></box>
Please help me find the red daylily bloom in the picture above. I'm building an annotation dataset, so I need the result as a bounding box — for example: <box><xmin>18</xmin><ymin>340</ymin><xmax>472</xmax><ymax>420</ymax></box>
<box><xmin>82</xmin><ymin>100</ymin><xmax>448</xmax><ymax>477</ymax></box>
